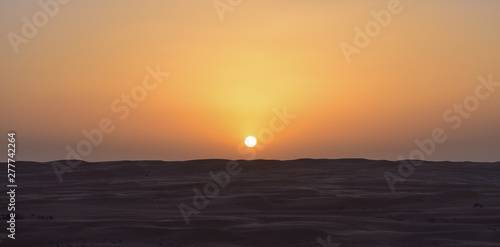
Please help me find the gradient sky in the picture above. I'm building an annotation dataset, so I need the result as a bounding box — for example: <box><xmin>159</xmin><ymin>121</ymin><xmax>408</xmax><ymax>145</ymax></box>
<box><xmin>1</xmin><ymin>0</ymin><xmax>500</xmax><ymax>162</ymax></box>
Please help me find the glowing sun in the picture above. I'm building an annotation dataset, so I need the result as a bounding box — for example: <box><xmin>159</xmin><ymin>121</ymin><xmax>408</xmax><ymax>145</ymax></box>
<box><xmin>245</xmin><ymin>136</ymin><xmax>257</xmax><ymax>147</ymax></box>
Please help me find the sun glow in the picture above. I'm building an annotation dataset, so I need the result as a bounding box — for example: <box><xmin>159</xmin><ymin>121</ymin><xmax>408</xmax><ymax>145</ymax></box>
<box><xmin>245</xmin><ymin>136</ymin><xmax>257</xmax><ymax>147</ymax></box>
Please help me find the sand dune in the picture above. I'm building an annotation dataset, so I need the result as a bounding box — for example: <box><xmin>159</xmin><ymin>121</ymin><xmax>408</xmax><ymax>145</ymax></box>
<box><xmin>1</xmin><ymin>159</ymin><xmax>499</xmax><ymax>246</ymax></box>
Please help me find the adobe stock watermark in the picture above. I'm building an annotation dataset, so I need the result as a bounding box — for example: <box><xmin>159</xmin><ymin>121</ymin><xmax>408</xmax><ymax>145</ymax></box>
<box><xmin>177</xmin><ymin>106</ymin><xmax>296</xmax><ymax>225</ymax></box>
<box><xmin>7</xmin><ymin>0</ymin><xmax>71</xmax><ymax>53</ymax></box>
<box><xmin>177</xmin><ymin>160</ymin><xmax>242</xmax><ymax>225</ymax></box>
<box><xmin>316</xmin><ymin>235</ymin><xmax>341</xmax><ymax>247</ymax></box>
<box><xmin>213</xmin><ymin>0</ymin><xmax>243</xmax><ymax>21</ymax></box>
<box><xmin>340</xmin><ymin>0</ymin><xmax>406</xmax><ymax>63</ymax></box>
<box><xmin>51</xmin><ymin>65</ymin><xmax>169</xmax><ymax>182</ymax></box>
<box><xmin>385</xmin><ymin>74</ymin><xmax>500</xmax><ymax>193</ymax></box>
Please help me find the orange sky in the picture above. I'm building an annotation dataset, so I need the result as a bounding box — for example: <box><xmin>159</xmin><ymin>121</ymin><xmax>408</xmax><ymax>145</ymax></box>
<box><xmin>1</xmin><ymin>0</ymin><xmax>500</xmax><ymax>162</ymax></box>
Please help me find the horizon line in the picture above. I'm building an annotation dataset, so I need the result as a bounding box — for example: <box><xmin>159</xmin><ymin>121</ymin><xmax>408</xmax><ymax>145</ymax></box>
<box><xmin>3</xmin><ymin>157</ymin><xmax>500</xmax><ymax>164</ymax></box>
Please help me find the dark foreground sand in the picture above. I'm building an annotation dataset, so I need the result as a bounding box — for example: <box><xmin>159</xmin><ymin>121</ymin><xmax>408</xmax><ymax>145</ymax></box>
<box><xmin>1</xmin><ymin>159</ymin><xmax>499</xmax><ymax>247</ymax></box>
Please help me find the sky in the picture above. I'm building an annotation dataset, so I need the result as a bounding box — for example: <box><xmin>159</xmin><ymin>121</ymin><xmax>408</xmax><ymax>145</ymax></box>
<box><xmin>1</xmin><ymin>0</ymin><xmax>500</xmax><ymax>162</ymax></box>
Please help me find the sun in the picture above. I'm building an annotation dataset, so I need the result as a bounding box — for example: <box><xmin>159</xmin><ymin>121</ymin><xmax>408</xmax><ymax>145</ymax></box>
<box><xmin>245</xmin><ymin>136</ymin><xmax>257</xmax><ymax>147</ymax></box>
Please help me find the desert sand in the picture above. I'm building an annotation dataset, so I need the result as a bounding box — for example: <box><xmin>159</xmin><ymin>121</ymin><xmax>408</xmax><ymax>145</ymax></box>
<box><xmin>1</xmin><ymin>159</ymin><xmax>499</xmax><ymax>247</ymax></box>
